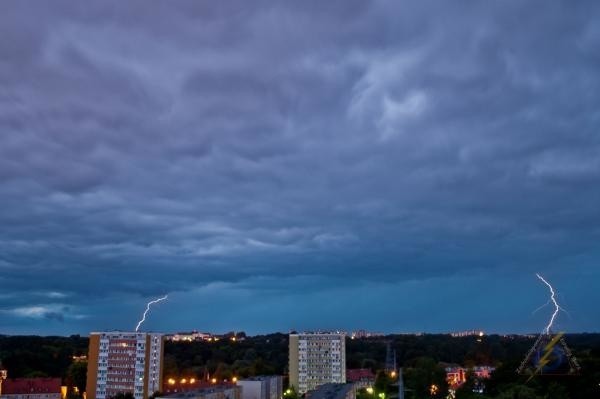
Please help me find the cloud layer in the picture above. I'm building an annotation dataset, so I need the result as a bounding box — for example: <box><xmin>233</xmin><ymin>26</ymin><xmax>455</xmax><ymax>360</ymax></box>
<box><xmin>1</xmin><ymin>0</ymin><xmax>600</xmax><ymax>334</ymax></box>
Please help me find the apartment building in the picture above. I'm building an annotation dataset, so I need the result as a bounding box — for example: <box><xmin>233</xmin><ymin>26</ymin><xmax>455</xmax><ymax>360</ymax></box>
<box><xmin>86</xmin><ymin>332</ymin><xmax>164</xmax><ymax>399</ymax></box>
<box><xmin>289</xmin><ymin>333</ymin><xmax>346</xmax><ymax>394</ymax></box>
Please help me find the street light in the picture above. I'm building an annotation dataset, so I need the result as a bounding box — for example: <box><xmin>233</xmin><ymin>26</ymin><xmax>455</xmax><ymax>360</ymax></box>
<box><xmin>430</xmin><ymin>385</ymin><xmax>439</xmax><ymax>395</ymax></box>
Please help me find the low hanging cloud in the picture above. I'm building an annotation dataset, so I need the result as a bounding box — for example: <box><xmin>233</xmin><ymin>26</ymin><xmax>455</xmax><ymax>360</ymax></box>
<box><xmin>4</xmin><ymin>304</ymin><xmax>85</xmax><ymax>323</ymax></box>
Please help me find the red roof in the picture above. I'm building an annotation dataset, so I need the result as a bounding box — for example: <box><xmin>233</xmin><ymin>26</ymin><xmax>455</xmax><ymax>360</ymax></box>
<box><xmin>2</xmin><ymin>378</ymin><xmax>62</xmax><ymax>395</ymax></box>
<box><xmin>346</xmin><ymin>369</ymin><xmax>375</xmax><ymax>382</ymax></box>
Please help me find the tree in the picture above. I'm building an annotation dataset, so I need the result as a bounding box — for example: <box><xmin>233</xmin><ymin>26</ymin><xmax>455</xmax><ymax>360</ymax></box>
<box><xmin>493</xmin><ymin>384</ymin><xmax>540</xmax><ymax>399</ymax></box>
<box><xmin>454</xmin><ymin>372</ymin><xmax>478</xmax><ymax>399</ymax></box>
<box><xmin>374</xmin><ymin>370</ymin><xmax>393</xmax><ymax>394</ymax></box>
<box><xmin>283</xmin><ymin>386</ymin><xmax>300</xmax><ymax>399</ymax></box>
<box><xmin>544</xmin><ymin>382</ymin><xmax>568</xmax><ymax>399</ymax></box>
<box><xmin>355</xmin><ymin>388</ymin><xmax>372</xmax><ymax>399</ymax></box>
<box><xmin>66</xmin><ymin>361</ymin><xmax>87</xmax><ymax>397</ymax></box>
<box><xmin>404</xmin><ymin>357</ymin><xmax>448</xmax><ymax>399</ymax></box>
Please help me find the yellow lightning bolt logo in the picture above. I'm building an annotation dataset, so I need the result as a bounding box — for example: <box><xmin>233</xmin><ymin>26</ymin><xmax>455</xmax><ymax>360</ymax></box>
<box><xmin>527</xmin><ymin>332</ymin><xmax>564</xmax><ymax>381</ymax></box>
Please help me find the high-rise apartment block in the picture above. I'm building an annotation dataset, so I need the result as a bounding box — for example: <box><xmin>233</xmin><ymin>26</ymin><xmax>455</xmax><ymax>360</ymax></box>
<box><xmin>289</xmin><ymin>333</ymin><xmax>346</xmax><ymax>394</ymax></box>
<box><xmin>86</xmin><ymin>332</ymin><xmax>164</xmax><ymax>399</ymax></box>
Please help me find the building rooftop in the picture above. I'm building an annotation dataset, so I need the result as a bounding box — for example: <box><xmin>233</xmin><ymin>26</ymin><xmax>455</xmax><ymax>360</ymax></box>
<box><xmin>160</xmin><ymin>385</ymin><xmax>239</xmax><ymax>398</ymax></box>
<box><xmin>306</xmin><ymin>384</ymin><xmax>354</xmax><ymax>399</ymax></box>
<box><xmin>163</xmin><ymin>381</ymin><xmax>237</xmax><ymax>394</ymax></box>
<box><xmin>236</xmin><ymin>376</ymin><xmax>280</xmax><ymax>382</ymax></box>
<box><xmin>290</xmin><ymin>332</ymin><xmax>346</xmax><ymax>336</ymax></box>
<box><xmin>1</xmin><ymin>378</ymin><xmax>61</xmax><ymax>395</ymax></box>
<box><xmin>345</xmin><ymin>369</ymin><xmax>375</xmax><ymax>382</ymax></box>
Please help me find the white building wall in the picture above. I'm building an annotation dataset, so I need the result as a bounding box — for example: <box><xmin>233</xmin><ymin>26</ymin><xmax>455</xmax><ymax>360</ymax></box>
<box><xmin>292</xmin><ymin>333</ymin><xmax>346</xmax><ymax>394</ymax></box>
<box><xmin>147</xmin><ymin>334</ymin><xmax>163</xmax><ymax>395</ymax></box>
<box><xmin>237</xmin><ymin>381</ymin><xmax>263</xmax><ymax>399</ymax></box>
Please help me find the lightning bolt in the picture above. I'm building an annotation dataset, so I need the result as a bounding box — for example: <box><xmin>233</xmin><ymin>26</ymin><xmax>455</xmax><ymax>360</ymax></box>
<box><xmin>135</xmin><ymin>295</ymin><xmax>168</xmax><ymax>332</ymax></box>
<box><xmin>535</xmin><ymin>273</ymin><xmax>564</xmax><ymax>334</ymax></box>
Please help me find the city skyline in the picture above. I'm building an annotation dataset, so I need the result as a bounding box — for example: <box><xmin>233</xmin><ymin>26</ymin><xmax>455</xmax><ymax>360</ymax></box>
<box><xmin>2</xmin><ymin>1</ymin><xmax>600</xmax><ymax>336</ymax></box>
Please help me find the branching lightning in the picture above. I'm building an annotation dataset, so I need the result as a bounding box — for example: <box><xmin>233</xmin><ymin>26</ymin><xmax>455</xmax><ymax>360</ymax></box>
<box><xmin>135</xmin><ymin>295</ymin><xmax>168</xmax><ymax>332</ymax></box>
<box><xmin>531</xmin><ymin>299</ymin><xmax>551</xmax><ymax>315</ymax></box>
<box><xmin>518</xmin><ymin>275</ymin><xmax>580</xmax><ymax>378</ymax></box>
<box><xmin>535</xmin><ymin>273</ymin><xmax>563</xmax><ymax>334</ymax></box>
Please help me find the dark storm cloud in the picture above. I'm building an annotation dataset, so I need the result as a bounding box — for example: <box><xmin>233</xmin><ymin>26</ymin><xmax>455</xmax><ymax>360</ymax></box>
<box><xmin>1</xmin><ymin>0</ymin><xmax>600</xmax><ymax>333</ymax></box>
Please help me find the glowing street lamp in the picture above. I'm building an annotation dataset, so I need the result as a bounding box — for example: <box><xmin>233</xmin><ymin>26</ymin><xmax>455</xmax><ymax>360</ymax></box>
<box><xmin>430</xmin><ymin>384</ymin><xmax>439</xmax><ymax>395</ymax></box>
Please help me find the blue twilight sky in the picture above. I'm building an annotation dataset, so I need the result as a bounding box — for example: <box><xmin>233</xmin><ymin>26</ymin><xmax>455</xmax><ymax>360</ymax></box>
<box><xmin>1</xmin><ymin>1</ymin><xmax>600</xmax><ymax>336</ymax></box>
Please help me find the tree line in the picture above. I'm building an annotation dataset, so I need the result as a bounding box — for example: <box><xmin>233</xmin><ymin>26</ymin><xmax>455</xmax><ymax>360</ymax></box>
<box><xmin>1</xmin><ymin>333</ymin><xmax>599</xmax><ymax>398</ymax></box>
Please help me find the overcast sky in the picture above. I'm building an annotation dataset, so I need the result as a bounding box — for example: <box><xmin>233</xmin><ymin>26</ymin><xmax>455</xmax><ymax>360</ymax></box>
<box><xmin>1</xmin><ymin>1</ymin><xmax>600</xmax><ymax>336</ymax></box>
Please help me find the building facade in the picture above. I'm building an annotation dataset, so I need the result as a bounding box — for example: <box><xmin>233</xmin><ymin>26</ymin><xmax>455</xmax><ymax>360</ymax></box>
<box><xmin>289</xmin><ymin>333</ymin><xmax>346</xmax><ymax>394</ymax></box>
<box><xmin>156</xmin><ymin>386</ymin><xmax>241</xmax><ymax>399</ymax></box>
<box><xmin>86</xmin><ymin>332</ymin><xmax>164</xmax><ymax>399</ymax></box>
<box><xmin>0</xmin><ymin>378</ymin><xmax>61</xmax><ymax>399</ymax></box>
<box><xmin>236</xmin><ymin>376</ymin><xmax>282</xmax><ymax>399</ymax></box>
<box><xmin>445</xmin><ymin>366</ymin><xmax>495</xmax><ymax>389</ymax></box>
<box><xmin>166</xmin><ymin>332</ymin><xmax>212</xmax><ymax>342</ymax></box>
